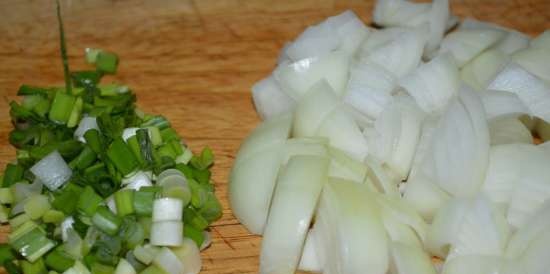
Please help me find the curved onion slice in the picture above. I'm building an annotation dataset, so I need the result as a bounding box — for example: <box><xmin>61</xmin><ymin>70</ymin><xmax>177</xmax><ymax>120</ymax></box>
<box><xmin>344</xmin><ymin>62</ymin><xmax>396</xmax><ymax>122</ymax></box>
<box><xmin>441</xmin><ymin>255</ymin><xmax>517</xmax><ymax>274</ymax></box>
<box><xmin>481</xmin><ymin>90</ymin><xmax>530</xmax><ymax>120</ymax></box>
<box><xmin>517</xmin><ymin>230</ymin><xmax>550</xmax><ymax>274</ymax></box>
<box><xmin>365</xmin><ymin>157</ymin><xmax>401</xmax><ymax>197</ymax></box>
<box><xmin>399</xmin><ymin>53</ymin><xmax>460</xmax><ymax>114</ymax></box>
<box><xmin>488</xmin><ymin>63</ymin><xmax>550</xmax><ymax>123</ymax></box>
<box><xmin>360</xmin><ymin>27</ymin><xmax>409</xmax><ymax>55</ymax></box>
<box><xmin>293</xmin><ymin>80</ymin><xmax>340</xmax><ymax>137</ymax></box>
<box><xmin>426</xmin><ymin>198</ymin><xmax>471</xmax><ymax>258</ymax></box>
<box><xmin>259</xmin><ymin>155</ymin><xmax>329</xmax><ymax>274</ymax></box>
<box><xmin>282</xmin><ymin>137</ymin><xmax>328</xmax><ymax>164</ymax></box>
<box><xmin>459</xmin><ymin>18</ymin><xmax>530</xmax><ymax>54</ymax></box>
<box><xmin>512</xmin><ymin>47</ymin><xmax>550</xmax><ymax>83</ymax></box>
<box><xmin>389</xmin><ymin>242</ymin><xmax>437</xmax><ymax>274</ymax></box>
<box><xmin>376</xmin><ymin>195</ymin><xmax>428</xmax><ymax>244</ymax></box>
<box><xmin>328</xmin><ymin>147</ymin><xmax>368</xmax><ymax>183</ymax></box>
<box><xmin>439</xmin><ymin>29</ymin><xmax>505</xmax><ymax>67</ymax></box>
<box><xmin>314</xmin><ymin>179</ymin><xmax>388</xmax><ymax>274</ymax></box>
<box><xmin>171</xmin><ymin>238</ymin><xmax>202</xmax><ymax>274</ymax></box>
<box><xmin>373</xmin><ymin>0</ymin><xmax>431</xmax><ymax>28</ymax></box>
<box><xmin>274</xmin><ymin>51</ymin><xmax>351</xmax><ymax>99</ymax></box>
<box><xmin>425</xmin><ymin>0</ymin><xmax>450</xmax><ymax>55</ymax></box>
<box><xmin>382</xmin><ymin>213</ymin><xmax>423</xmax><ymax>248</ymax></box>
<box><xmin>252</xmin><ymin>75</ymin><xmax>296</xmax><ymax>120</ymax></box>
<box><xmin>367</xmin><ymin>96</ymin><xmax>424</xmax><ymax>180</ymax></box>
<box><xmin>461</xmin><ymin>49</ymin><xmax>509</xmax><ymax>91</ymax></box>
<box><xmin>506</xmin><ymin>200</ymin><xmax>550</xmax><ymax>258</ymax></box>
<box><xmin>403</xmin><ymin>173</ymin><xmax>450</xmax><ymax>221</ymax></box>
<box><xmin>488</xmin><ymin>117</ymin><xmax>533</xmax><ymax>145</ymax></box>
<box><xmin>298</xmin><ymin>228</ymin><xmax>322</xmax><ymax>273</ymax></box>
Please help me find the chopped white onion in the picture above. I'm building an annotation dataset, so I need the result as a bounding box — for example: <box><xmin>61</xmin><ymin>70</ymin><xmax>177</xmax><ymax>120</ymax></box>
<box><xmin>439</xmin><ymin>29</ymin><xmax>505</xmax><ymax>67</ymax></box>
<box><xmin>282</xmin><ymin>137</ymin><xmax>328</xmax><ymax>164</ymax></box>
<box><xmin>399</xmin><ymin>53</ymin><xmax>460</xmax><ymax>114</ymax></box>
<box><xmin>459</xmin><ymin>18</ymin><xmax>530</xmax><ymax>54</ymax></box>
<box><xmin>512</xmin><ymin>47</ymin><xmax>550</xmax><ymax>83</ymax></box>
<box><xmin>365</xmin><ymin>157</ymin><xmax>401</xmax><ymax>197</ymax></box>
<box><xmin>293</xmin><ymin>80</ymin><xmax>339</xmax><ymax>137</ymax></box>
<box><xmin>488</xmin><ymin>117</ymin><xmax>533</xmax><ymax>145</ymax></box>
<box><xmin>388</xmin><ymin>242</ymin><xmax>437</xmax><ymax>274</ymax></box>
<box><xmin>376</xmin><ymin>194</ymin><xmax>428</xmax><ymax>245</ymax></box>
<box><xmin>328</xmin><ymin>147</ymin><xmax>368</xmax><ymax>183</ymax></box>
<box><xmin>74</xmin><ymin>116</ymin><xmax>99</xmax><ymax>143</ymax></box>
<box><xmin>460</xmin><ymin>49</ymin><xmax>509</xmax><ymax>91</ymax></box>
<box><xmin>481</xmin><ymin>90</ymin><xmax>530</xmax><ymax>120</ymax></box>
<box><xmin>150</xmin><ymin>221</ymin><xmax>184</xmax><ymax>247</ymax></box>
<box><xmin>252</xmin><ymin>75</ymin><xmax>296</xmax><ymax>120</ymax></box>
<box><xmin>152</xmin><ymin>198</ymin><xmax>183</xmax><ymax>222</ymax></box>
<box><xmin>259</xmin><ymin>155</ymin><xmax>329</xmax><ymax>274</ymax></box>
<box><xmin>425</xmin><ymin>0</ymin><xmax>450</xmax><ymax>55</ymax></box>
<box><xmin>506</xmin><ymin>199</ymin><xmax>550</xmax><ymax>258</ymax></box>
<box><xmin>30</xmin><ymin>150</ymin><xmax>72</xmax><ymax>191</ymax></box>
<box><xmin>298</xmin><ymin>228</ymin><xmax>322</xmax><ymax>273</ymax></box>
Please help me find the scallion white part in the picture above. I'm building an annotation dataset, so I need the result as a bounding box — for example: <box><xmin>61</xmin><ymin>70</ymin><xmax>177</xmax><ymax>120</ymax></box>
<box><xmin>252</xmin><ymin>75</ymin><xmax>295</xmax><ymax>121</ymax></box>
<box><xmin>114</xmin><ymin>258</ymin><xmax>136</xmax><ymax>274</ymax></box>
<box><xmin>172</xmin><ymin>238</ymin><xmax>202</xmax><ymax>274</ymax></box>
<box><xmin>74</xmin><ymin>116</ymin><xmax>99</xmax><ymax>143</ymax></box>
<box><xmin>152</xmin><ymin>198</ymin><xmax>183</xmax><ymax>222</ymax></box>
<box><xmin>388</xmin><ymin>242</ymin><xmax>437</xmax><ymax>274</ymax></box>
<box><xmin>153</xmin><ymin>247</ymin><xmax>184</xmax><ymax>274</ymax></box>
<box><xmin>150</xmin><ymin>221</ymin><xmax>184</xmax><ymax>247</ymax></box>
<box><xmin>30</xmin><ymin>150</ymin><xmax>72</xmax><ymax>191</ymax></box>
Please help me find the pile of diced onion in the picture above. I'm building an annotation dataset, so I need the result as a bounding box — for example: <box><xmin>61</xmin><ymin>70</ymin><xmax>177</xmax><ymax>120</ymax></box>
<box><xmin>229</xmin><ymin>0</ymin><xmax>550</xmax><ymax>273</ymax></box>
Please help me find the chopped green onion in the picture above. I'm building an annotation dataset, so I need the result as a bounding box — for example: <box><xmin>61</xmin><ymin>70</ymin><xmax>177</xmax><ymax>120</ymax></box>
<box><xmin>52</xmin><ymin>184</ymin><xmax>82</xmax><ymax>215</ymax></box>
<box><xmin>0</xmin><ymin>204</ymin><xmax>9</xmax><ymax>223</ymax></box>
<box><xmin>45</xmin><ymin>247</ymin><xmax>75</xmax><ymax>272</ymax></box>
<box><xmin>133</xmin><ymin>190</ymin><xmax>156</xmax><ymax>217</ymax></box>
<box><xmin>78</xmin><ymin>186</ymin><xmax>103</xmax><ymax>217</ymax></box>
<box><xmin>119</xmin><ymin>218</ymin><xmax>145</xmax><ymax>249</ymax></box>
<box><xmin>126</xmin><ymin>136</ymin><xmax>144</xmax><ymax>166</ymax></box>
<box><xmin>10</xmin><ymin>213</ymin><xmax>31</xmax><ymax>229</ymax></box>
<box><xmin>138</xmin><ymin>265</ymin><xmax>166</xmax><ymax>274</ymax></box>
<box><xmin>183</xmin><ymin>225</ymin><xmax>205</xmax><ymax>248</ymax></box>
<box><xmin>85</xmin><ymin>48</ymin><xmax>101</xmax><ymax>64</ymax></box>
<box><xmin>183</xmin><ymin>207</ymin><xmax>208</xmax><ymax>231</ymax></box>
<box><xmin>133</xmin><ymin>245</ymin><xmax>160</xmax><ymax>265</ymax></box>
<box><xmin>24</xmin><ymin>195</ymin><xmax>51</xmax><ymax>220</ymax></box>
<box><xmin>106</xmin><ymin>138</ymin><xmax>138</xmax><ymax>176</ymax></box>
<box><xmin>67</xmin><ymin>97</ymin><xmax>84</xmax><ymax>128</ymax></box>
<box><xmin>0</xmin><ymin>244</ymin><xmax>16</xmax><ymax>264</ymax></box>
<box><xmin>42</xmin><ymin>210</ymin><xmax>65</xmax><ymax>224</ymax></box>
<box><xmin>95</xmin><ymin>51</ymin><xmax>118</xmax><ymax>74</ymax></box>
<box><xmin>190</xmin><ymin>147</ymin><xmax>214</xmax><ymax>171</ymax></box>
<box><xmin>113</xmin><ymin>190</ymin><xmax>134</xmax><ymax>217</ymax></box>
<box><xmin>69</xmin><ymin>147</ymin><xmax>97</xmax><ymax>170</ymax></box>
<box><xmin>175</xmin><ymin>148</ymin><xmax>192</xmax><ymax>165</ymax></box>
<box><xmin>21</xmin><ymin>258</ymin><xmax>48</xmax><ymax>274</ymax></box>
<box><xmin>92</xmin><ymin>207</ymin><xmax>122</xmax><ymax>236</ymax></box>
<box><xmin>136</xmin><ymin>129</ymin><xmax>153</xmax><ymax>167</ymax></box>
<box><xmin>8</xmin><ymin>221</ymin><xmax>56</xmax><ymax>262</ymax></box>
<box><xmin>4</xmin><ymin>261</ymin><xmax>22</xmax><ymax>274</ymax></box>
<box><xmin>90</xmin><ymin>262</ymin><xmax>115</xmax><ymax>274</ymax></box>
<box><xmin>71</xmin><ymin>70</ymin><xmax>102</xmax><ymax>88</ymax></box>
<box><xmin>49</xmin><ymin>92</ymin><xmax>76</xmax><ymax>124</ymax></box>
<box><xmin>83</xmin><ymin>129</ymin><xmax>104</xmax><ymax>155</ymax></box>
<box><xmin>138</xmin><ymin>217</ymin><xmax>152</xmax><ymax>239</ymax></box>
<box><xmin>160</xmin><ymin>128</ymin><xmax>180</xmax><ymax>143</ymax></box>
<box><xmin>0</xmin><ymin>187</ymin><xmax>14</xmax><ymax>204</ymax></box>
<box><xmin>145</xmin><ymin>127</ymin><xmax>162</xmax><ymax>148</ymax></box>
<box><xmin>3</xmin><ymin>163</ymin><xmax>24</xmax><ymax>187</ymax></box>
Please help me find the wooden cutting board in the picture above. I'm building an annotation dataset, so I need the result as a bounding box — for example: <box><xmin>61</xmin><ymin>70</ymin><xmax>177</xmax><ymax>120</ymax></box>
<box><xmin>0</xmin><ymin>0</ymin><xmax>548</xmax><ymax>273</ymax></box>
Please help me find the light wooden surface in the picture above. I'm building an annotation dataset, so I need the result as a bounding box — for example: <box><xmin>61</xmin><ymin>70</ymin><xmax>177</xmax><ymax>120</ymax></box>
<box><xmin>0</xmin><ymin>0</ymin><xmax>548</xmax><ymax>273</ymax></box>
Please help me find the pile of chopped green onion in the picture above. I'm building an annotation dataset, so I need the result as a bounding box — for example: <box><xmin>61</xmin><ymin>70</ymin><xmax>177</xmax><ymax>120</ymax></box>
<box><xmin>0</xmin><ymin>5</ymin><xmax>222</xmax><ymax>274</ymax></box>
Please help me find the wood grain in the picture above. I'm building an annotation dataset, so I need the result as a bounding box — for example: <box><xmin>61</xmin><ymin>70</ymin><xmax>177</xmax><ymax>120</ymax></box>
<box><xmin>0</xmin><ymin>1</ymin><xmax>548</xmax><ymax>273</ymax></box>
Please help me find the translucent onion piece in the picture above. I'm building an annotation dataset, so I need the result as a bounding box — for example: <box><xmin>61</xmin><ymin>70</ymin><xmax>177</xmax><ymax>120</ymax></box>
<box><xmin>409</xmin><ymin>118</ymin><xmax>438</xmax><ymax>179</ymax></box>
<box><xmin>74</xmin><ymin>116</ymin><xmax>99</xmax><ymax>143</ymax></box>
<box><xmin>426</xmin><ymin>198</ymin><xmax>471</xmax><ymax>258</ymax></box>
<box><xmin>488</xmin><ymin>117</ymin><xmax>533</xmax><ymax>145</ymax></box>
<box><xmin>441</xmin><ymin>255</ymin><xmax>514</xmax><ymax>274</ymax></box>
<box><xmin>150</xmin><ymin>221</ymin><xmax>183</xmax><ymax>247</ymax></box>
<box><xmin>512</xmin><ymin>47</ymin><xmax>550</xmax><ymax>83</ymax></box>
<box><xmin>488</xmin><ymin>63</ymin><xmax>550</xmax><ymax>123</ymax></box>
<box><xmin>152</xmin><ymin>198</ymin><xmax>183</xmax><ymax>222</ymax></box>
<box><xmin>403</xmin><ymin>172</ymin><xmax>450</xmax><ymax>222</ymax></box>
<box><xmin>252</xmin><ymin>75</ymin><xmax>296</xmax><ymax>120</ymax></box>
<box><xmin>399</xmin><ymin>54</ymin><xmax>460</xmax><ymax>114</ymax></box>
<box><xmin>439</xmin><ymin>29</ymin><xmax>505</xmax><ymax>67</ymax></box>
<box><xmin>171</xmin><ymin>238</ymin><xmax>202</xmax><ymax>274</ymax></box>
<box><xmin>425</xmin><ymin>0</ymin><xmax>450</xmax><ymax>55</ymax></box>
<box><xmin>359</xmin><ymin>28</ymin><xmax>409</xmax><ymax>56</ymax></box>
<box><xmin>373</xmin><ymin>0</ymin><xmax>431</xmax><ymax>28</ymax></box>
<box><xmin>328</xmin><ymin>147</ymin><xmax>368</xmax><ymax>183</ymax></box>
<box><xmin>293</xmin><ymin>80</ymin><xmax>339</xmax><ymax>137</ymax></box>
<box><xmin>329</xmin><ymin>10</ymin><xmax>371</xmax><ymax>56</ymax></box>
<box><xmin>259</xmin><ymin>155</ymin><xmax>329</xmax><ymax>274</ymax></box>
<box><xmin>459</xmin><ymin>18</ymin><xmax>530</xmax><ymax>54</ymax></box>
<box><xmin>361</xmin><ymin>27</ymin><xmax>426</xmax><ymax>78</ymax></box>
<box><xmin>365</xmin><ymin>157</ymin><xmax>401</xmax><ymax>197</ymax></box>
<box><xmin>506</xmin><ymin>200</ymin><xmax>550</xmax><ymax>258</ymax></box>
<box><xmin>382</xmin><ymin>213</ymin><xmax>423</xmax><ymax>248</ymax></box>
<box><xmin>344</xmin><ymin>62</ymin><xmax>396</xmax><ymax>122</ymax></box>
<box><xmin>282</xmin><ymin>137</ymin><xmax>328</xmax><ymax>164</ymax></box>
<box><xmin>122</xmin><ymin>171</ymin><xmax>153</xmax><ymax>190</ymax></box>
<box><xmin>367</xmin><ymin>96</ymin><xmax>424</xmax><ymax>180</ymax></box>
<box><xmin>481</xmin><ymin>90</ymin><xmax>529</xmax><ymax>120</ymax></box>
<box><xmin>481</xmin><ymin>144</ymin><xmax>538</xmax><ymax>210</ymax></box>
<box><xmin>376</xmin><ymin>195</ymin><xmax>428</xmax><ymax>244</ymax></box>
<box><xmin>229</xmin><ymin>145</ymin><xmax>285</xmax><ymax>235</ymax></box>
<box><xmin>388</xmin><ymin>242</ymin><xmax>437</xmax><ymax>274</ymax></box>
<box><xmin>30</xmin><ymin>150</ymin><xmax>72</xmax><ymax>191</ymax></box>
<box><xmin>531</xmin><ymin>30</ymin><xmax>550</xmax><ymax>50</ymax></box>
<box><xmin>13</xmin><ymin>179</ymin><xmax>43</xmax><ymax>202</ymax></box>
<box><xmin>461</xmin><ymin>49</ymin><xmax>509</xmax><ymax>91</ymax></box>
<box><xmin>153</xmin><ymin>247</ymin><xmax>184</xmax><ymax>274</ymax></box>
<box><xmin>233</xmin><ymin>113</ymin><xmax>292</xmax><ymax>167</ymax></box>
<box><xmin>298</xmin><ymin>228</ymin><xmax>322</xmax><ymax>273</ymax></box>
<box><xmin>115</xmin><ymin>259</ymin><xmax>136</xmax><ymax>274</ymax></box>
<box><xmin>316</xmin><ymin>105</ymin><xmax>369</xmax><ymax>161</ymax></box>
<box><xmin>517</xmin><ymin>230</ymin><xmax>550</xmax><ymax>274</ymax></box>
<box><xmin>274</xmin><ymin>51</ymin><xmax>351</xmax><ymax>99</ymax></box>
<box><xmin>314</xmin><ymin>180</ymin><xmax>388</xmax><ymax>274</ymax></box>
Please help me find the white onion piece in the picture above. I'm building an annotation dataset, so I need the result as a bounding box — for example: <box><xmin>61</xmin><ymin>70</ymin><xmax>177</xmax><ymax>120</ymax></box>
<box><xmin>389</xmin><ymin>242</ymin><xmax>437</xmax><ymax>274</ymax></box>
<box><xmin>482</xmin><ymin>144</ymin><xmax>537</xmax><ymax>210</ymax></box>
<box><xmin>122</xmin><ymin>127</ymin><xmax>140</xmax><ymax>142</ymax></box>
<box><xmin>30</xmin><ymin>150</ymin><xmax>72</xmax><ymax>191</ymax></box>
<box><xmin>512</xmin><ymin>47</ymin><xmax>550</xmax><ymax>83</ymax></box>
<box><xmin>399</xmin><ymin>54</ymin><xmax>460</xmax><ymax>114</ymax></box>
<box><xmin>439</xmin><ymin>29</ymin><xmax>505</xmax><ymax>67</ymax></box>
<box><xmin>229</xmin><ymin>145</ymin><xmax>285</xmax><ymax>235</ymax></box>
<box><xmin>293</xmin><ymin>80</ymin><xmax>339</xmax><ymax>137</ymax></box>
<box><xmin>461</xmin><ymin>49</ymin><xmax>509</xmax><ymax>91</ymax></box>
<box><xmin>13</xmin><ymin>179</ymin><xmax>43</xmax><ymax>202</ymax></box>
<box><xmin>329</xmin><ymin>10</ymin><xmax>371</xmax><ymax>56</ymax></box>
<box><xmin>373</xmin><ymin>0</ymin><xmax>431</xmax><ymax>28</ymax></box>
<box><xmin>531</xmin><ymin>30</ymin><xmax>550</xmax><ymax>50</ymax></box>
<box><xmin>233</xmin><ymin>113</ymin><xmax>292</xmax><ymax>167</ymax></box>
<box><xmin>152</xmin><ymin>198</ymin><xmax>183</xmax><ymax>222</ymax></box>
<box><xmin>61</xmin><ymin>216</ymin><xmax>75</xmax><ymax>242</ymax></box>
<box><xmin>74</xmin><ymin>116</ymin><xmax>99</xmax><ymax>143</ymax></box>
<box><xmin>344</xmin><ymin>62</ymin><xmax>396</xmax><ymax>122</ymax></box>
<box><xmin>517</xmin><ymin>230</ymin><xmax>550</xmax><ymax>274</ymax></box>
<box><xmin>316</xmin><ymin>105</ymin><xmax>369</xmax><ymax>161</ymax></box>
<box><xmin>425</xmin><ymin>0</ymin><xmax>450</xmax><ymax>55</ymax></box>
<box><xmin>360</xmin><ymin>27</ymin><xmax>409</xmax><ymax>55</ymax></box>
<box><xmin>282</xmin><ymin>137</ymin><xmax>328</xmax><ymax>164</ymax></box>
<box><xmin>507</xmin><ymin>146</ymin><xmax>550</xmax><ymax>229</ymax></box>
<box><xmin>481</xmin><ymin>90</ymin><xmax>530</xmax><ymax>120</ymax></box>
<box><xmin>171</xmin><ymin>238</ymin><xmax>202</xmax><ymax>274</ymax></box>
<box><xmin>488</xmin><ymin>63</ymin><xmax>550</xmax><ymax>123</ymax></box>
<box><xmin>252</xmin><ymin>75</ymin><xmax>296</xmax><ymax>120</ymax></box>
<box><xmin>361</xmin><ymin>28</ymin><xmax>426</xmax><ymax>78</ymax></box>
<box><xmin>367</xmin><ymin>96</ymin><xmax>424</xmax><ymax>180</ymax></box>
<box><xmin>314</xmin><ymin>179</ymin><xmax>388</xmax><ymax>274</ymax></box>
<box><xmin>365</xmin><ymin>157</ymin><xmax>400</xmax><ymax>197</ymax></box>
<box><xmin>153</xmin><ymin>247</ymin><xmax>184</xmax><ymax>274</ymax></box>
<box><xmin>106</xmin><ymin>195</ymin><xmax>117</xmax><ymax>214</ymax></box>
<box><xmin>506</xmin><ymin>200</ymin><xmax>550</xmax><ymax>258</ymax></box>
<box><xmin>376</xmin><ymin>195</ymin><xmax>428</xmax><ymax>244</ymax></box>
<box><xmin>150</xmin><ymin>221</ymin><xmax>184</xmax><ymax>247</ymax></box>
<box><xmin>441</xmin><ymin>255</ymin><xmax>514</xmax><ymax>274</ymax></box>
<box><xmin>298</xmin><ymin>228</ymin><xmax>322</xmax><ymax>273</ymax></box>
<box><xmin>426</xmin><ymin>198</ymin><xmax>470</xmax><ymax>258</ymax></box>
<box><xmin>328</xmin><ymin>147</ymin><xmax>368</xmax><ymax>183</ymax></box>
<box><xmin>274</xmin><ymin>51</ymin><xmax>351</xmax><ymax>99</ymax></box>
<box><xmin>382</xmin><ymin>212</ymin><xmax>423</xmax><ymax>248</ymax></box>
<box><xmin>459</xmin><ymin>18</ymin><xmax>530</xmax><ymax>54</ymax></box>
<box><xmin>260</xmin><ymin>155</ymin><xmax>329</xmax><ymax>274</ymax></box>
<box><xmin>409</xmin><ymin>118</ymin><xmax>438</xmax><ymax>179</ymax></box>
<box><xmin>403</xmin><ymin>173</ymin><xmax>450</xmax><ymax>221</ymax></box>
<box><xmin>489</xmin><ymin>117</ymin><xmax>533</xmax><ymax>145</ymax></box>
